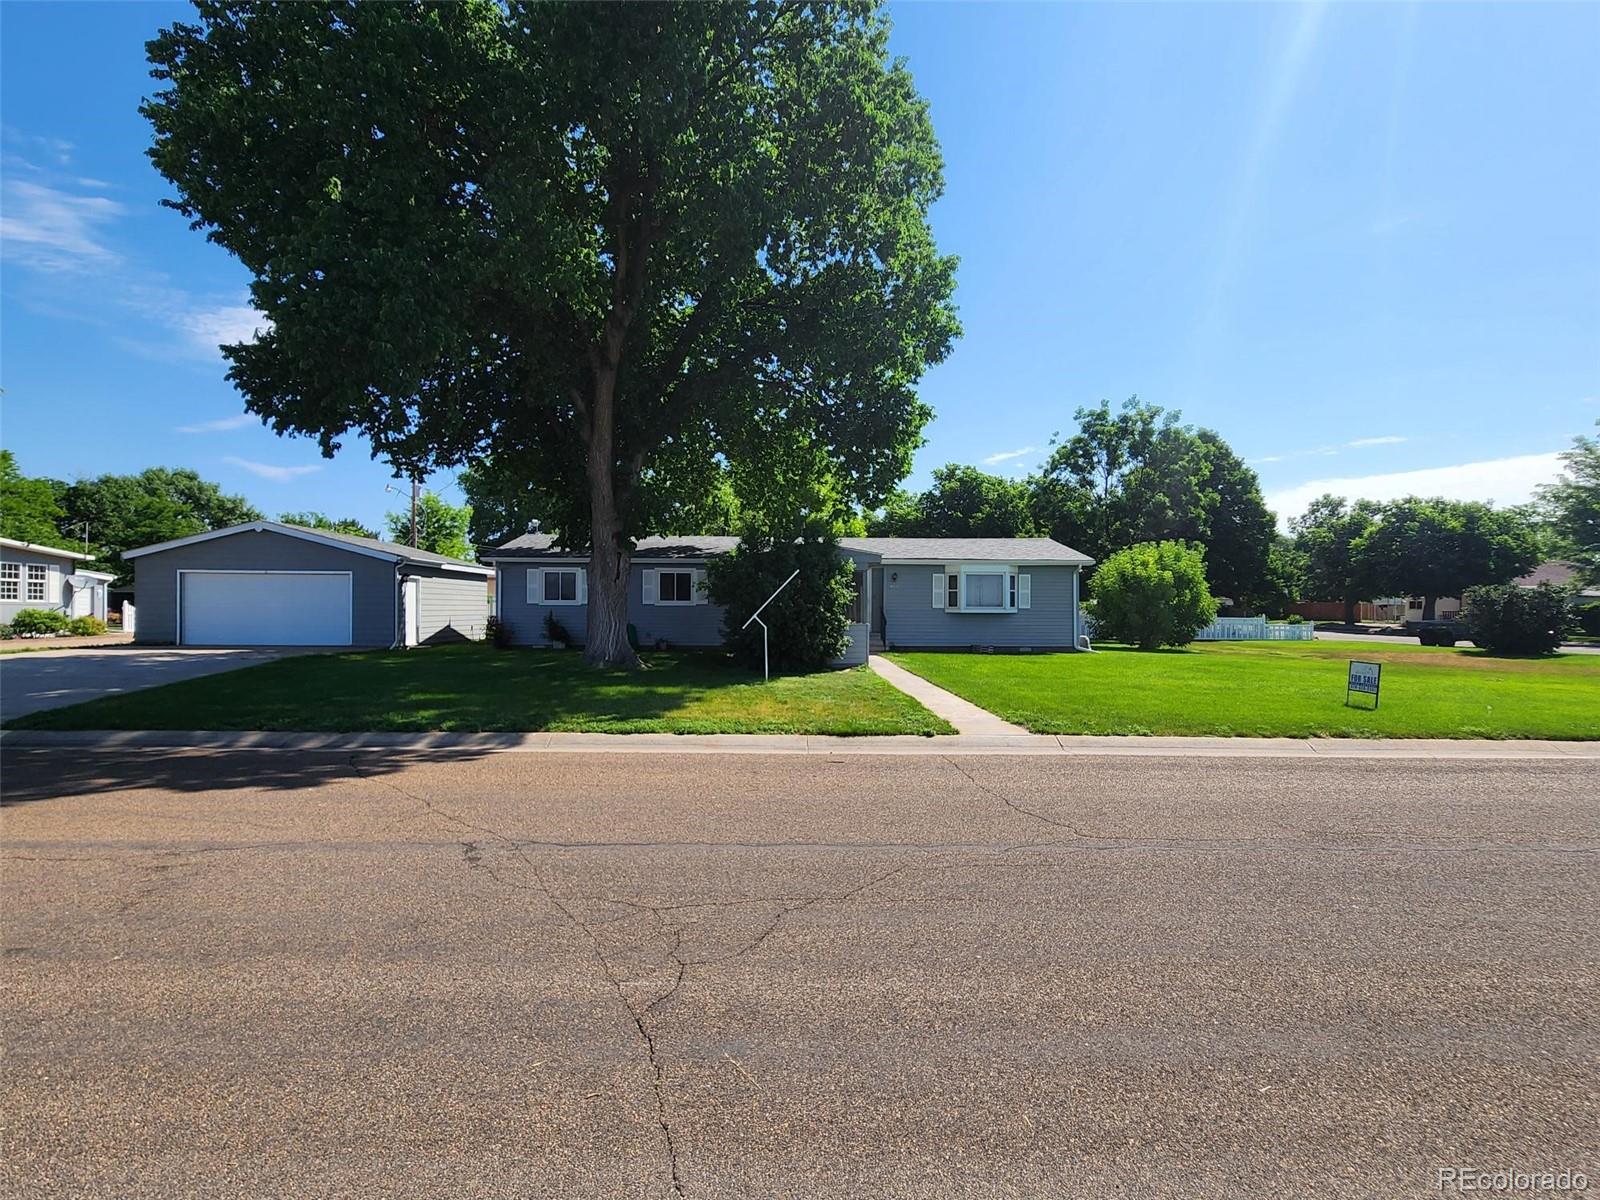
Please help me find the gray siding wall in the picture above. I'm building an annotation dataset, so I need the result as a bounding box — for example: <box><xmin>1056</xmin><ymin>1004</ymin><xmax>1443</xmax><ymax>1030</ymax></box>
<box><xmin>410</xmin><ymin>567</ymin><xmax>490</xmax><ymax>644</ymax></box>
<box><xmin>133</xmin><ymin>530</ymin><xmax>399</xmax><ymax>646</ymax></box>
<box><xmin>0</xmin><ymin>548</ymin><xmax>75</xmax><ymax>624</ymax></box>
<box><xmin>881</xmin><ymin>564</ymin><xmax>1079</xmax><ymax>649</ymax></box>
<box><xmin>498</xmin><ymin>562</ymin><xmax>725</xmax><ymax>647</ymax></box>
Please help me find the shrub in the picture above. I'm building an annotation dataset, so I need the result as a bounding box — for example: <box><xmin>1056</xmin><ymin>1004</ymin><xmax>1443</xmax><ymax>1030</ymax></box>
<box><xmin>1088</xmin><ymin>541</ymin><xmax>1218</xmax><ymax>650</ymax></box>
<box><xmin>706</xmin><ymin>534</ymin><xmax>852</xmax><ymax>672</ymax></box>
<box><xmin>65</xmin><ymin>616</ymin><xmax>109</xmax><ymax>636</ymax></box>
<box><xmin>484</xmin><ymin>616</ymin><xmax>513</xmax><ymax>649</ymax></box>
<box><xmin>1461</xmin><ymin>582</ymin><xmax>1571</xmax><ymax>655</ymax></box>
<box><xmin>543</xmin><ymin>610</ymin><xmax>572</xmax><ymax>647</ymax></box>
<box><xmin>0</xmin><ymin>623</ymin><xmax>12</xmax><ymax>640</ymax></box>
<box><xmin>8</xmin><ymin>609</ymin><xmax>70</xmax><ymax>637</ymax></box>
<box><xmin>1283</xmin><ymin>613</ymin><xmax>1306</xmax><ymax>624</ymax></box>
<box><xmin>1575</xmin><ymin>601</ymin><xmax>1600</xmax><ymax>638</ymax></box>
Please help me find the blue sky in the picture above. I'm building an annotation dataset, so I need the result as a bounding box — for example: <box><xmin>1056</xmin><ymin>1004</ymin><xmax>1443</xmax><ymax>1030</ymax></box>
<box><xmin>2</xmin><ymin>2</ymin><xmax>1596</xmax><ymax>535</ymax></box>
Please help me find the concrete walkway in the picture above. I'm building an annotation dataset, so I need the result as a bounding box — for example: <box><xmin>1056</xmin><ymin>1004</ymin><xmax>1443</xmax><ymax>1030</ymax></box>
<box><xmin>866</xmin><ymin>653</ymin><xmax>1026</xmax><ymax>735</ymax></box>
<box><xmin>5</xmin><ymin>728</ymin><xmax>1596</xmax><ymax>759</ymax></box>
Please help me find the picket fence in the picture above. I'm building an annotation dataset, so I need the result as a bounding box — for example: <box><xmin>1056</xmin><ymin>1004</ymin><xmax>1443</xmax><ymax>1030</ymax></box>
<box><xmin>1193</xmin><ymin>616</ymin><xmax>1315</xmax><ymax>641</ymax></box>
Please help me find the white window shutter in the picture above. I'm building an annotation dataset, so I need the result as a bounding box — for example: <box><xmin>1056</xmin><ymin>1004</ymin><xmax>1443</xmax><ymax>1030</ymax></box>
<box><xmin>693</xmin><ymin>568</ymin><xmax>708</xmax><ymax>604</ymax></box>
<box><xmin>527</xmin><ymin>568</ymin><xmax>541</xmax><ymax>604</ymax></box>
<box><xmin>932</xmin><ymin>573</ymin><xmax>946</xmax><ymax>608</ymax></box>
<box><xmin>643</xmin><ymin>568</ymin><xmax>658</xmax><ymax>605</ymax></box>
<box><xmin>1019</xmin><ymin>574</ymin><xmax>1031</xmax><ymax>609</ymax></box>
<box><xmin>576</xmin><ymin>568</ymin><xmax>588</xmax><ymax>605</ymax></box>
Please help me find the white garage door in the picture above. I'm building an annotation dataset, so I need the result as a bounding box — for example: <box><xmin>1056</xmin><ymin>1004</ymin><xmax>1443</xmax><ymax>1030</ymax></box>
<box><xmin>181</xmin><ymin>571</ymin><xmax>353</xmax><ymax>646</ymax></box>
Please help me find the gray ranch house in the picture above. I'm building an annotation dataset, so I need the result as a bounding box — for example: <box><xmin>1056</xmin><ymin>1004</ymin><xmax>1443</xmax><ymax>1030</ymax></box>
<box><xmin>1</xmin><ymin>536</ymin><xmax>115</xmax><ymax>626</ymax></box>
<box><xmin>123</xmin><ymin>522</ymin><xmax>491</xmax><ymax>648</ymax></box>
<box><xmin>484</xmin><ymin>534</ymin><xmax>1093</xmax><ymax>657</ymax></box>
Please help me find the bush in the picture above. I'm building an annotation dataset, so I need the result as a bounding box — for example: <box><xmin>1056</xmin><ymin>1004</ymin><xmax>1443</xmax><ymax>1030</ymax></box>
<box><xmin>1461</xmin><ymin>582</ymin><xmax>1571</xmax><ymax>655</ymax></box>
<box><xmin>1575</xmin><ymin>601</ymin><xmax>1600</xmax><ymax>638</ymax></box>
<box><xmin>484</xmin><ymin>616</ymin><xmax>513</xmax><ymax>649</ymax></box>
<box><xmin>1088</xmin><ymin>541</ymin><xmax>1218</xmax><ymax>650</ymax></box>
<box><xmin>706</xmin><ymin>534</ymin><xmax>852</xmax><ymax>672</ymax></box>
<box><xmin>1283</xmin><ymin>613</ymin><xmax>1306</xmax><ymax>624</ymax></box>
<box><xmin>65</xmin><ymin>616</ymin><xmax>109</xmax><ymax>636</ymax></box>
<box><xmin>543</xmin><ymin>611</ymin><xmax>572</xmax><ymax>647</ymax></box>
<box><xmin>0</xmin><ymin>623</ymin><xmax>12</xmax><ymax>640</ymax></box>
<box><xmin>8</xmin><ymin>609</ymin><xmax>70</xmax><ymax>637</ymax></box>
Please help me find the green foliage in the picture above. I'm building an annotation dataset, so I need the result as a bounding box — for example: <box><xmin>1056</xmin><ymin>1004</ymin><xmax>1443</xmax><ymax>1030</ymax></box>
<box><xmin>1355</xmin><ymin>497</ymin><xmax>1541</xmax><ymax>620</ymax></box>
<box><xmin>484</xmin><ymin>616</ymin><xmax>512</xmax><ymax>650</ymax></box>
<box><xmin>0</xmin><ymin>624</ymin><xmax>10</xmax><ymax>640</ymax></box>
<box><xmin>1538</xmin><ymin>420</ymin><xmax>1600</xmax><ymax>585</ymax></box>
<box><xmin>869</xmin><ymin>464</ymin><xmax>1039</xmax><ymax>538</ymax></box>
<box><xmin>1291</xmin><ymin>495</ymin><xmax>1381</xmax><ymax>623</ymax></box>
<box><xmin>8</xmin><ymin>609</ymin><xmax>70</xmax><ymax>636</ymax></box>
<box><xmin>1461</xmin><ymin>582</ymin><xmax>1571</xmax><ymax>656</ymax></box>
<box><xmin>144</xmin><ymin>1</ymin><xmax>958</xmax><ymax>665</ymax></box>
<box><xmin>543</xmin><ymin>611</ymin><xmax>573</xmax><ymax>647</ymax></box>
<box><xmin>706</xmin><ymin>535</ymin><xmax>853</xmax><ymax>672</ymax></box>
<box><xmin>279</xmin><ymin>511</ymin><xmax>379</xmax><ymax>539</ymax></box>
<box><xmin>1574</xmin><ymin>601</ymin><xmax>1600</xmax><ymax>638</ymax></box>
<box><xmin>0</xmin><ymin>451</ymin><xmax>67</xmax><ymax>546</ymax></box>
<box><xmin>385</xmin><ymin>493</ymin><xmax>474</xmax><ymax>560</ymax></box>
<box><xmin>1036</xmin><ymin>398</ymin><xmax>1274</xmax><ymax>602</ymax></box>
<box><xmin>1088</xmin><ymin>540</ymin><xmax>1219</xmax><ymax>650</ymax></box>
<box><xmin>1254</xmin><ymin>538</ymin><xmax>1307</xmax><ymax>617</ymax></box>
<box><xmin>65</xmin><ymin>616</ymin><xmax>109</xmax><ymax>637</ymax></box>
<box><xmin>58</xmin><ymin>467</ymin><xmax>261</xmax><ymax>586</ymax></box>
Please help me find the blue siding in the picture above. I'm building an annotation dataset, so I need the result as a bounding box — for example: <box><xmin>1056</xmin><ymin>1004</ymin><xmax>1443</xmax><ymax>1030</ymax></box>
<box><xmin>498</xmin><ymin>562</ymin><xmax>724</xmax><ymax>647</ymax></box>
<box><xmin>881</xmin><ymin>564</ymin><xmax>1079</xmax><ymax>649</ymax></box>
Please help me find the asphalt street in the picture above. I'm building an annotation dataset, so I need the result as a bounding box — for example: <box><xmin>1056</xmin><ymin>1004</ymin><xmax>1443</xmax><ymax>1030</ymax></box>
<box><xmin>2</xmin><ymin>748</ymin><xmax>1595</xmax><ymax>1198</ymax></box>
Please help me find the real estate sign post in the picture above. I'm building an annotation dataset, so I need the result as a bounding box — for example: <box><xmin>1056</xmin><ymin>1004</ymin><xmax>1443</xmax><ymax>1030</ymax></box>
<box><xmin>1346</xmin><ymin>660</ymin><xmax>1382</xmax><ymax>710</ymax></box>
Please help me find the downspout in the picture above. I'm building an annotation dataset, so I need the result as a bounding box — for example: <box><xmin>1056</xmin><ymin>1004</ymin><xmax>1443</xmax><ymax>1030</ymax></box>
<box><xmin>389</xmin><ymin>561</ymin><xmax>403</xmax><ymax>649</ymax></box>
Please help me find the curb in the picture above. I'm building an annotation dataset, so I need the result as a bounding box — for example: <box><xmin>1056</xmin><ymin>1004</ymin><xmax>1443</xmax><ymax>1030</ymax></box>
<box><xmin>2</xmin><ymin>729</ymin><xmax>1596</xmax><ymax>759</ymax></box>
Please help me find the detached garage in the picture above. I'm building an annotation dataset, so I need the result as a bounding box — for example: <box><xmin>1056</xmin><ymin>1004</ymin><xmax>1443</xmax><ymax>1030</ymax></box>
<box><xmin>125</xmin><ymin>522</ymin><xmax>491</xmax><ymax>648</ymax></box>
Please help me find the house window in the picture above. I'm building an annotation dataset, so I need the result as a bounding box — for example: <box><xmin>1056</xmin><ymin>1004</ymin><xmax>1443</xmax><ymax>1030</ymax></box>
<box><xmin>541</xmin><ymin>569</ymin><xmax>581</xmax><ymax>604</ymax></box>
<box><xmin>946</xmin><ymin>573</ymin><xmax>959</xmax><ymax>609</ymax></box>
<box><xmin>657</xmin><ymin>570</ymin><xmax>694</xmax><ymax>604</ymax></box>
<box><xmin>0</xmin><ymin>563</ymin><xmax>18</xmax><ymax>601</ymax></box>
<box><xmin>963</xmin><ymin>570</ymin><xmax>1008</xmax><ymax>611</ymax></box>
<box><xmin>25</xmin><ymin>564</ymin><xmax>48</xmax><ymax>603</ymax></box>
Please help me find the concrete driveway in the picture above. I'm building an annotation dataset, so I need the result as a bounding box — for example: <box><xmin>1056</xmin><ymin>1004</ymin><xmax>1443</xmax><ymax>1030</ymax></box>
<box><xmin>0</xmin><ymin>647</ymin><xmax>311</xmax><ymax>722</ymax></box>
<box><xmin>2</xmin><ymin>748</ymin><xmax>1594</xmax><ymax>1198</ymax></box>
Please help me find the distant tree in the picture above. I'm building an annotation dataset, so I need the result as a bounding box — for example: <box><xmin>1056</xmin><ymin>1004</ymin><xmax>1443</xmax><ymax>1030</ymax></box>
<box><xmin>1538</xmin><ymin>420</ymin><xmax>1600</xmax><ymax>585</ymax></box>
<box><xmin>1254</xmin><ymin>537</ymin><xmax>1307</xmax><ymax>618</ymax></box>
<box><xmin>869</xmin><ymin>464</ymin><xmax>1038</xmax><ymax>538</ymax></box>
<box><xmin>0</xmin><ymin>451</ymin><xmax>67</xmax><ymax>546</ymax></box>
<box><xmin>1088</xmin><ymin>540</ymin><xmax>1218</xmax><ymax>650</ymax></box>
<box><xmin>144</xmin><ymin>2</ymin><xmax>958</xmax><ymax>667</ymax></box>
<box><xmin>386</xmin><ymin>492</ymin><xmax>474</xmax><ymax>561</ymax></box>
<box><xmin>279</xmin><ymin>511</ymin><xmax>379</xmax><ymax>539</ymax></box>
<box><xmin>1292</xmin><ymin>495</ymin><xmax>1382</xmax><ymax>626</ymax></box>
<box><xmin>1035</xmin><ymin>398</ymin><xmax>1274</xmax><ymax>602</ymax></box>
<box><xmin>59</xmin><ymin>468</ymin><xmax>261</xmax><ymax>585</ymax></box>
<box><xmin>1356</xmin><ymin>497</ymin><xmax>1541</xmax><ymax>621</ymax></box>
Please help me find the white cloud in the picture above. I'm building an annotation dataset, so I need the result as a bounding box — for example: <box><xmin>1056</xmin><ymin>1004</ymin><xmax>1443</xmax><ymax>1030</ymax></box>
<box><xmin>224</xmin><ymin>457</ymin><xmax>322</xmax><ymax>483</ymax></box>
<box><xmin>0</xmin><ymin>179</ymin><xmax>124</xmax><ymax>272</ymax></box>
<box><xmin>1345</xmin><ymin>435</ymin><xmax>1408</xmax><ymax>447</ymax></box>
<box><xmin>177</xmin><ymin>304</ymin><xmax>270</xmax><ymax>356</ymax></box>
<box><xmin>1265</xmin><ymin>451</ymin><xmax>1564</xmax><ymax>526</ymax></box>
<box><xmin>1252</xmin><ymin>435</ymin><xmax>1408</xmax><ymax>465</ymax></box>
<box><xmin>177</xmin><ymin>414</ymin><xmax>257</xmax><ymax>434</ymax></box>
<box><xmin>981</xmin><ymin>446</ymin><xmax>1037</xmax><ymax>466</ymax></box>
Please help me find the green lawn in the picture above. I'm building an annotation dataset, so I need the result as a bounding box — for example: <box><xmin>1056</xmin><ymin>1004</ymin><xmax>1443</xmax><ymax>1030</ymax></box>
<box><xmin>886</xmin><ymin>642</ymin><xmax>1600</xmax><ymax>740</ymax></box>
<box><xmin>7</xmin><ymin>644</ymin><xmax>954</xmax><ymax>736</ymax></box>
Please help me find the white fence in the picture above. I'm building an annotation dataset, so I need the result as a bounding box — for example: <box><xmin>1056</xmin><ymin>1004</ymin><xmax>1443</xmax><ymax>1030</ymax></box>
<box><xmin>1193</xmin><ymin>616</ymin><xmax>1314</xmax><ymax>641</ymax></box>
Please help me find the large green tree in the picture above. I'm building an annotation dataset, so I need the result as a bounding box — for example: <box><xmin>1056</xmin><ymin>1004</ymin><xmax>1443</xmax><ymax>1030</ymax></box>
<box><xmin>1539</xmin><ymin>420</ymin><xmax>1600</xmax><ymax>585</ymax></box>
<box><xmin>0</xmin><ymin>451</ymin><xmax>68</xmax><ymax>547</ymax></box>
<box><xmin>869</xmin><ymin>464</ymin><xmax>1039</xmax><ymax>538</ymax></box>
<box><xmin>1035</xmin><ymin>398</ymin><xmax>1275</xmax><ymax>604</ymax></box>
<box><xmin>386</xmin><ymin>492</ymin><xmax>474</xmax><ymax>560</ymax></box>
<box><xmin>1291</xmin><ymin>494</ymin><xmax>1381</xmax><ymax>626</ymax></box>
<box><xmin>1355</xmin><ymin>497</ymin><xmax>1540</xmax><ymax>620</ymax></box>
<box><xmin>145</xmin><ymin>1</ymin><xmax>958</xmax><ymax>665</ymax></box>
<box><xmin>59</xmin><ymin>468</ymin><xmax>261</xmax><ymax>585</ymax></box>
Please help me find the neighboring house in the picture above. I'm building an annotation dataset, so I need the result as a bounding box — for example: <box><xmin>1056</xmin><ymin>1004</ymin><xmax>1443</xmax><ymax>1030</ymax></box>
<box><xmin>1401</xmin><ymin>561</ymin><xmax>1599</xmax><ymax>625</ymax></box>
<box><xmin>483</xmin><ymin>534</ymin><xmax>1094</xmax><ymax>654</ymax></box>
<box><xmin>0</xmin><ymin>536</ymin><xmax>113</xmax><ymax>625</ymax></box>
<box><xmin>122</xmin><ymin>521</ymin><xmax>491</xmax><ymax>647</ymax></box>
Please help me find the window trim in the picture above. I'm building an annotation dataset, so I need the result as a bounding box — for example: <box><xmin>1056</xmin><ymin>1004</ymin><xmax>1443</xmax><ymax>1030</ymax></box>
<box><xmin>945</xmin><ymin>564</ymin><xmax>1027</xmax><ymax>614</ymax></box>
<box><xmin>0</xmin><ymin>561</ymin><xmax>18</xmax><ymax>602</ymax></box>
<box><xmin>531</xmin><ymin>567</ymin><xmax>585</xmax><ymax>606</ymax></box>
<box><xmin>655</xmin><ymin>569</ymin><xmax>696</xmax><ymax>606</ymax></box>
<box><xmin>25</xmin><ymin>563</ymin><xmax>49</xmax><ymax>604</ymax></box>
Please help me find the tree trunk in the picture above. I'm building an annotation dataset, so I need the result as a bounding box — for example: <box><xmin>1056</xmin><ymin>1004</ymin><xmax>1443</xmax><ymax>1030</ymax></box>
<box><xmin>582</xmin><ymin>366</ymin><xmax>641</xmax><ymax>669</ymax></box>
<box><xmin>1343</xmin><ymin>594</ymin><xmax>1357</xmax><ymax>627</ymax></box>
<box><xmin>1421</xmin><ymin>594</ymin><xmax>1437</xmax><ymax>622</ymax></box>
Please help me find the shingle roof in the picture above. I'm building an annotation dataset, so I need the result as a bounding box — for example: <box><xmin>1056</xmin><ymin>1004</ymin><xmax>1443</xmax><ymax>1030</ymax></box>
<box><xmin>279</xmin><ymin>525</ymin><xmax>485</xmax><ymax>571</ymax></box>
<box><xmin>489</xmin><ymin>533</ymin><xmax>1092</xmax><ymax>566</ymax></box>
<box><xmin>122</xmin><ymin>521</ymin><xmax>489</xmax><ymax>574</ymax></box>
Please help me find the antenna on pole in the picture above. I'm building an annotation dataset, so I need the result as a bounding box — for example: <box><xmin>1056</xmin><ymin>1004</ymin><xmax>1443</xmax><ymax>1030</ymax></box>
<box><xmin>741</xmin><ymin>569</ymin><xmax>799</xmax><ymax>683</ymax></box>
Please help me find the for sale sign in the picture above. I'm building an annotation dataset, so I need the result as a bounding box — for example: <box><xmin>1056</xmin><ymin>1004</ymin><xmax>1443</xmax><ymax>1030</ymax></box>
<box><xmin>1347</xmin><ymin>660</ymin><xmax>1381</xmax><ymax>709</ymax></box>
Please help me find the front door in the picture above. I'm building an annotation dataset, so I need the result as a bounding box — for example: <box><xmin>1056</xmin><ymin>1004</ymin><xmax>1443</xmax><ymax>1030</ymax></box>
<box><xmin>869</xmin><ymin>567</ymin><xmax>886</xmax><ymax>644</ymax></box>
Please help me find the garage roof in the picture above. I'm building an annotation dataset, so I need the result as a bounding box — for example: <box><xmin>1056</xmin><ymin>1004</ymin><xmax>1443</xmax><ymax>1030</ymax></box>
<box><xmin>123</xmin><ymin>521</ymin><xmax>492</xmax><ymax>576</ymax></box>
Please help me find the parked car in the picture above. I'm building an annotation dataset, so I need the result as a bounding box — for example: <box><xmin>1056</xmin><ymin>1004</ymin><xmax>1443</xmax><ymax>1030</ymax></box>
<box><xmin>1406</xmin><ymin>619</ymin><xmax>1467</xmax><ymax>647</ymax></box>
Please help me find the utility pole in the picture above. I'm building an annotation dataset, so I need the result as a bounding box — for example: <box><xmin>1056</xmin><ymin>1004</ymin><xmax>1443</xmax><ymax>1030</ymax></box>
<box><xmin>410</xmin><ymin>477</ymin><xmax>419</xmax><ymax>549</ymax></box>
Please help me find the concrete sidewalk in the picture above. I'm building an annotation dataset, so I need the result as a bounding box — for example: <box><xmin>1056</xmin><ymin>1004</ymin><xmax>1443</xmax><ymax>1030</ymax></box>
<box><xmin>866</xmin><ymin>654</ymin><xmax>1025</xmax><ymax>734</ymax></box>
<box><xmin>4</xmin><ymin>728</ymin><xmax>1596</xmax><ymax>758</ymax></box>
